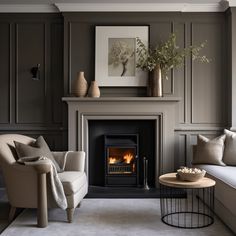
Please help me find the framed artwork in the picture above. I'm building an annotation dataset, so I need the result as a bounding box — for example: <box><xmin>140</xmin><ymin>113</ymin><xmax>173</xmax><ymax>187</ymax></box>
<box><xmin>95</xmin><ymin>26</ymin><xmax>149</xmax><ymax>87</ymax></box>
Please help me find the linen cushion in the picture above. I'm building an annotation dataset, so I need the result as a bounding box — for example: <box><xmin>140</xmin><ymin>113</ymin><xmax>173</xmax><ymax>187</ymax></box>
<box><xmin>223</xmin><ymin>129</ymin><xmax>236</xmax><ymax>166</ymax></box>
<box><xmin>192</xmin><ymin>134</ymin><xmax>226</xmax><ymax>166</ymax></box>
<box><xmin>14</xmin><ymin>136</ymin><xmax>62</xmax><ymax>172</ymax></box>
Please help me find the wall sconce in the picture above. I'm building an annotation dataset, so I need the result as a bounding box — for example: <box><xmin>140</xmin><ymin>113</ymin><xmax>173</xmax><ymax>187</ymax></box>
<box><xmin>31</xmin><ymin>64</ymin><xmax>40</xmax><ymax>80</ymax></box>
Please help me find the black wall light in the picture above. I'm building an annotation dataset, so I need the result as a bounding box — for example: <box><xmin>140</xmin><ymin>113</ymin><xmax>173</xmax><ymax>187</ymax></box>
<box><xmin>31</xmin><ymin>64</ymin><xmax>40</xmax><ymax>80</ymax></box>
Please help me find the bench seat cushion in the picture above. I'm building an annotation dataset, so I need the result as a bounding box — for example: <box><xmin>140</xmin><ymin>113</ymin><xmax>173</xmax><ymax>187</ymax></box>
<box><xmin>194</xmin><ymin>164</ymin><xmax>236</xmax><ymax>216</ymax></box>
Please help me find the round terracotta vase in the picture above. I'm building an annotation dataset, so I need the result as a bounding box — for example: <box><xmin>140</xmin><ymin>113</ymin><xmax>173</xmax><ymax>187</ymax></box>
<box><xmin>88</xmin><ymin>81</ymin><xmax>100</xmax><ymax>98</ymax></box>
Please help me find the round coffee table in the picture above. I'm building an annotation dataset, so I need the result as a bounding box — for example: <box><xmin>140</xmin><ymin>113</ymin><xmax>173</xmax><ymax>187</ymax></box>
<box><xmin>159</xmin><ymin>172</ymin><xmax>215</xmax><ymax>229</ymax></box>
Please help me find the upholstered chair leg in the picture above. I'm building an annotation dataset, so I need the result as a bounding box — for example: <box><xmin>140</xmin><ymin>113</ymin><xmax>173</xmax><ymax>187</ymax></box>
<box><xmin>8</xmin><ymin>206</ymin><xmax>16</xmax><ymax>222</ymax></box>
<box><xmin>66</xmin><ymin>208</ymin><xmax>75</xmax><ymax>223</ymax></box>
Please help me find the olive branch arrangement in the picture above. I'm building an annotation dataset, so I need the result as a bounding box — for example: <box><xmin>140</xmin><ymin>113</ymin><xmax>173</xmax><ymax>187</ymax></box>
<box><xmin>136</xmin><ymin>33</ymin><xmax>210</xmax><ymax>79</ymax></box>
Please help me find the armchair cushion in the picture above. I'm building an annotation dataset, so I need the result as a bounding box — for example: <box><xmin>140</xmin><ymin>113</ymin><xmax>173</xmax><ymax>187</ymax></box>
<box><xmin>14</xmin><ymin>136</ymin><xmax>62</xmax><ymax>172</ymax></box>
<box><xmin>58</xmin><ymin>171</ymin><xmax>87</xmax><ymax>195</ymax></box>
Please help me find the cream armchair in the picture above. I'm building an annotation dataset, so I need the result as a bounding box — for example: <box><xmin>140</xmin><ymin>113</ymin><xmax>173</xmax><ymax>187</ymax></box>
<box><xmin>0</xmin><ymin>134</ymin><xmax>88</xmax><ymax>227</ymax></box>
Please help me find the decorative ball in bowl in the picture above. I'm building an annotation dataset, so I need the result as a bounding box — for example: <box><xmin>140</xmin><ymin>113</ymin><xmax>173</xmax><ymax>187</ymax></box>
<box><xmin>176</xmin><ymin>167</ymin><xmax>206</xmax><ymax>182</ymax></box>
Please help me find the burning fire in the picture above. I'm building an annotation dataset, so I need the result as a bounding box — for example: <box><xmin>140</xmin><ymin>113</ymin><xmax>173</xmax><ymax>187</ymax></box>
<box><xmin>123</xmin><ymin>153</ymin><xmax>134</xmax><ymax>164</ymax></box>
<box><xmin>109</xmin><ymin>157</ymin><xmax>118</xmax><ymax>164</ymax></box>
<box><xmin>108</xmin><ymin>153</ymin><xmax>134</xmax><ymax>164</ymax></box>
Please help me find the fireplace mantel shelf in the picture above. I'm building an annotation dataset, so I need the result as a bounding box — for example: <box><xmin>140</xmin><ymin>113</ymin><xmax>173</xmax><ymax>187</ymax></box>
<box><xmin>62</xmin><ymin>97</ymin><xmax>181</xmax><ymax>102</ymax></box>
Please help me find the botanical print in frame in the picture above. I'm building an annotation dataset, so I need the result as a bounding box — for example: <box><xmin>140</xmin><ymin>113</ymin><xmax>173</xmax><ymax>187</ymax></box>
<box><xmin>95</xmin><ymin>26</ymin><xmax>149</xmax><ymax>87</ymax></box>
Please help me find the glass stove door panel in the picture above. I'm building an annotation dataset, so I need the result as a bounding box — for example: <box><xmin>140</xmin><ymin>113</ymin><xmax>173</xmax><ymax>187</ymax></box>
<box><xmin>107</xmin><ymin>147</ymin><xmax>136</xmax><ymax>174</ymax></box>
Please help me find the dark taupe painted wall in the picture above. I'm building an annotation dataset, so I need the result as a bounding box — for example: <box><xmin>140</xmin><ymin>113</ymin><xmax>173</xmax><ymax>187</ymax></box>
<box><xmin>0</xmin><ymin>11</ymin><xmax>233</xmax><ymax>187</ymax></box>
<box><xmin>63</xmin><ymin>12</ymin><xmax>229</xmax><ymax>169</ymax></box>
<box><xmin>0</xmin><ymin>14</ymin><xmax>65</xmax><ymax>187</ymax></box>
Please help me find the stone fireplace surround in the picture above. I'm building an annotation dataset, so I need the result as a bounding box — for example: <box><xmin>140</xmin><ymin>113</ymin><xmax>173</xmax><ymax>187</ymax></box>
<box><xmin>63</xmin><ymin>97</ymin><xmax>180</xmax><ymax>187</ymax></box>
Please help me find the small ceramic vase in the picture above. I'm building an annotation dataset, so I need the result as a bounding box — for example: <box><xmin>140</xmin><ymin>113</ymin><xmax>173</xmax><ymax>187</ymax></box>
<box><xmin>74</xmin><ymin>71</ymin><xmax>88</xmax><ymax>97</ymax></box>
<box><xmin>88</xmin><ymin>81</ymin><xmax>100</xmax><ymax>98</ymax></box>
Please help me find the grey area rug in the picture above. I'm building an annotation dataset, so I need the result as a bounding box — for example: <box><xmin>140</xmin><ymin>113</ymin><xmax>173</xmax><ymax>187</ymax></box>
<box><xmin>0</xmin><ymin>189</ymin><xmax>10</xmax><ymax>234</ymax></box>
<box><xmin>1</xmin><ymin>199</ymin><xmax>234</xmax><ymax>236</ymax></box>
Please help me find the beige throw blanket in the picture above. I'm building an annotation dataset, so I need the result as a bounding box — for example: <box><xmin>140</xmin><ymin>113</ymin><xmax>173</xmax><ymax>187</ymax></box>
<box><xmin>18</xmin><ymin>154</ymin><xmax>69</xmax><ymax>210</ymax></box>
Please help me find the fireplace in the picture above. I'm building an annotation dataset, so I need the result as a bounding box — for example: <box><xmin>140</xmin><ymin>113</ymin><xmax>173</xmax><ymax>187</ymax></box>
<box><xmin>63</xmin><ymin>96</ymin><xmax>180</xmax><ymax>191</ymax></box>
<box><xmin>88</xmin><ymin>120</ymin><xmax>156</xmax><ymax>188</ymax></box>
<box><xmin>104</xmin><ymin>134</ymin><xmax>139</xmax><ymax>186</ymax></box>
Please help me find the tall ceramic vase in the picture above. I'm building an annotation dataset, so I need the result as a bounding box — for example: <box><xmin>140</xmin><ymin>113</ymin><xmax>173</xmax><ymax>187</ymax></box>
<box><xmin>88</xmin><ymin>81</ymin><xmax>100</xmax><ymax>98</ymax></box>
<box><xmin>149</xmin><ymin>64</ymin><xmax>163</xmax><ymax>97</ymax></box>
<box><xmin>74</xmin><ymin>71</ymin><xmax>88</xmax><ymax>97</ymax></box>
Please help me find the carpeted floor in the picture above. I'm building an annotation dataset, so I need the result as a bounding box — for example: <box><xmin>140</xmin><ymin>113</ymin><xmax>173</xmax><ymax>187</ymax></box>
<box><xmin>0</xmin><ymin>189</ymin><xmax>23</xmax><ymax>234</ymax></box>
<box><xmin>0</xmin><ymin>189</ymin><xmax>10</xmax><ymax>234</ymax></box>
<box><xmin>1</xmin><ymin>199</ymin><xmax>234</xmax><ymax>236</ymax></box>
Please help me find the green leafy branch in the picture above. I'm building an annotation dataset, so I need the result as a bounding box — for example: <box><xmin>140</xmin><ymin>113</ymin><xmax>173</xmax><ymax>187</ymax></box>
<box><xmin>136</xmin><ymin>33</ymin><xmax>210</xmax><ymax>79</ymax></box>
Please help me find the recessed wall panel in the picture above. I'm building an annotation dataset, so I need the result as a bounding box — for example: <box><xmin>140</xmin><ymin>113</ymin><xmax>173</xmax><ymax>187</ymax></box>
<box><xmin>70</xmin><ymin>22</ymin><xmax>93</xmax><ymax>94</ymax></box>
<box><xmin>174</xmin><ymin>23</ymin><xmax>186</xmax><ymax>123</ymax></box>
<box><xmin>0</xmin><ymin>23</ymin><xmax>10</xmax><ymax>123</ymax></box>
<box><xmin>175</xmin><ymin>134</ymin><xmax>187</xmax><ymax>169</ymax></box>
<box><xmin>191</xmin><ymin>23</ymin><xmax>224</xmax><ymax>124</ymax></box>
<box><xmin>51</xmin><ymin>23</ymin><xmax>63</xmax><ymax>124</ymax></box>
<box><xmin>16</xmin><ymin>23</ymin><xmax>45</xmax><ymax>124</ymax></box>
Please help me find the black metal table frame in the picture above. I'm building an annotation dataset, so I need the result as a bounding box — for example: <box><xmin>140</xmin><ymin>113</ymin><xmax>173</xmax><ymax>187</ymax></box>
<box><xmin>160</xmin><ymin>184</ymin><xmax>215</xmax><ymax>229</ymax></box>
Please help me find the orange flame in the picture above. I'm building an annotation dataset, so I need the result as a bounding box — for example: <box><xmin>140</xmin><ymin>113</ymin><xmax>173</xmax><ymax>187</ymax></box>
<box><xmin>109</xmin><ymin>157</ymin><xmax>118</xmax><ymax>164</ymax></box>
<box><xmin>123</xmin><ymin>153</ymin><xmax>134</xmax><ymax>164</ymax></box>
<box><xmin>108</xmin><ymin>153</ymin><xmax>134</xmax><ymax>164</ymax></box>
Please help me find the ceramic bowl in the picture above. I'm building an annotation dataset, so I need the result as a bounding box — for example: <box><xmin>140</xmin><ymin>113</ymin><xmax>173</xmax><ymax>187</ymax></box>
<box><xmin>176</xmin><ymin>169</ymin><xmax>206</xmax><ymax>182</ymax></box>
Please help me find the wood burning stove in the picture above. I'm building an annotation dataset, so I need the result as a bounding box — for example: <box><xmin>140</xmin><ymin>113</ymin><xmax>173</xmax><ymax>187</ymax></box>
<box><xmin>104</xmin><ymin>134</ymin><xmax>139</xmax><ymax>186</ymax></box>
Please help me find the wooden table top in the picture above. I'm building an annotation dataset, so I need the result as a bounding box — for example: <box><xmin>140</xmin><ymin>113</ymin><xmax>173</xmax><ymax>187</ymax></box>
<box><xmin>159</xmin><ymin>172</ymin><xmax>216</xmax><ymax>189</ymax></box>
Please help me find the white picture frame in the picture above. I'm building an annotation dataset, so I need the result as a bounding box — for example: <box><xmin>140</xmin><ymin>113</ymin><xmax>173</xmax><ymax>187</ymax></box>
<box><xmin>95</xmin><ymin>26</ymin><xmax>149</xmax><ymax>87</ymax></box>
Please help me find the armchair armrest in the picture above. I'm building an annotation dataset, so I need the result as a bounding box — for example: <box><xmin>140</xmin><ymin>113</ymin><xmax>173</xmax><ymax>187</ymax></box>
<box><xmin>11</xmin><ymin>162</ymin><xmax>37</xmax><ymax>173</ymax></box>
<box><xmin>52</xmin><ymin>151</ymin><xmax>86</xmax><ymax>172</ymax></box>
<box><xmin>11</xmin><ymin>161</ymin><xmax>50</xmax><ymax>228</ymax></box>
<box><xmin>33</xmin><ymin>162</ymin><xmax>51</xmax><ymax>174</ymax></box>
<box><xmin>12</xmin><ymin>160</ymin><xmax>51</xmax><ymax>174</ymax></box>
<box><xmin>4</xmin><ymin>163</ymin><xmax>49</xmax><ymax>211</ymax></box>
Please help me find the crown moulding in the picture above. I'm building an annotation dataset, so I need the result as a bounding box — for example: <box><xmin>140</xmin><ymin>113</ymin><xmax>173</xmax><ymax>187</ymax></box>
<box><xmin>0</xmin><ymin>1</ymin><xmax>235</xmax><ymax>13</ymax></box>
<box><xmin>54</xmin><ymin>3</ymin><xmax>226</xmax><ymax>12</ymax></box>
<box><xmin>0</xmin><ymin>4</ymin><xmax>59</xmax><ymax>13</ymax></box>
